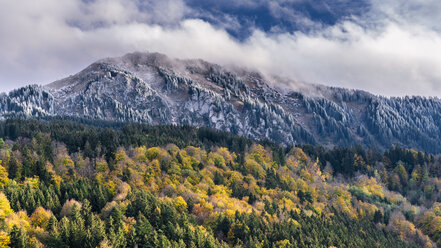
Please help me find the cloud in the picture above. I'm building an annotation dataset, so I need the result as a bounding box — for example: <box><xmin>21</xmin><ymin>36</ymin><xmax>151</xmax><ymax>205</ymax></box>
<box><xmin>0</xmin><ymin>0</ymin><xmax>441</xmax><ymax>97</ymax></box>
<box><xmin>0</xmin><ymin>0</ymin><xmax>189</xmax><ymax>92</ymax></box>
<box><xmin>370</xmin><ymin>0</ymin><xmax>441</xmax><ymax>31</ymax></box>
<box><xmin>257</xmin><ymin>22</ymin><xmax>441</xmax><ymax>96</ymax></box>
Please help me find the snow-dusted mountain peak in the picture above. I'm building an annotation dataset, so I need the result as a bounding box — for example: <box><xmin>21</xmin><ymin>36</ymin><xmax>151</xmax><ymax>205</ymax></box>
<box><xmin>2</xmin><ymin>52</ymin><xmax>441</xmax><ymax>153</ymax></box>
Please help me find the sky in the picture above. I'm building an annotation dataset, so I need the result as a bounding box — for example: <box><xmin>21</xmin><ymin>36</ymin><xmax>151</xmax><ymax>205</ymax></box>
<box><xmin>1</xmin><ymin>0</ymin><xmax>441</xmax><ymax>96</ymax></box>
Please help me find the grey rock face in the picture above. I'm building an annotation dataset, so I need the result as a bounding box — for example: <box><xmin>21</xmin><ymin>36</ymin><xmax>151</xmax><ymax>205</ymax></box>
<box><xmin>2</xmin><ymin>52</ymin><xmax>441</xmax><ymax>152</ymax></box>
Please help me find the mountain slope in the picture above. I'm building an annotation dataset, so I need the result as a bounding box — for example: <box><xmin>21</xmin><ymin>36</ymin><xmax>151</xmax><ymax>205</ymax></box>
<box><xmin>1</xmin><ymin>52</ymin><xmax>441</xmax><ymax>153</ymax></box>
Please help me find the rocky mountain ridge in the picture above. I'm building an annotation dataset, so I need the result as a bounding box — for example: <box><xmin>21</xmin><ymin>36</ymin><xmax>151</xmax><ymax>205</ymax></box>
<box><xmin>1</xmin><ymin>52</ymin><xmax>441</xmax><ymax>153</ymax></box>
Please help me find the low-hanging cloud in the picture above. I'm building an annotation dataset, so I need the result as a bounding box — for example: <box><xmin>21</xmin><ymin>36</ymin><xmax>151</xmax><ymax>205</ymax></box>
<box><xmin>1</xmin><ymin>0</ymin><xmax>441</xmax><ymax>97</ymax></box>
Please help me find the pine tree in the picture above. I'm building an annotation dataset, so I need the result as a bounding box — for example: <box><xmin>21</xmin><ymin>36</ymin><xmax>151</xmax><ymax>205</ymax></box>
<box><xmin>88</xmin><ymin>215</ymin><xmax>106</xmax><ymax>248</ymax></box>
<box><xmin>135</xmin><ymin>213</ymin><xmax>159</xmax><ymax>247</ymax></box>
<box><xmin>8</xmin><ymin>153</ymin><xmax>19</xmax><ymax>180</ymax></box>
<box><xmin>10</xmin><ymin>225</ymin><xmax>27</xmax><ymax>248</ymax></box>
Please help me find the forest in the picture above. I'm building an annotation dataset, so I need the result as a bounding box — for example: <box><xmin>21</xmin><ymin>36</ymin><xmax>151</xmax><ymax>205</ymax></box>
<box><xmin>0</xmin><ymin>118</ymin><xmax>439</xmax><ymax>247</ymax></box>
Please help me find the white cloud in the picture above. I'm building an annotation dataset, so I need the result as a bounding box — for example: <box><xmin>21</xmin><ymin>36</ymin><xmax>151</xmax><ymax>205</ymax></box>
<box><xmin>0</xmin><ymin>0</ymin><xmax>441</xmax><ymax>97</ymax></box>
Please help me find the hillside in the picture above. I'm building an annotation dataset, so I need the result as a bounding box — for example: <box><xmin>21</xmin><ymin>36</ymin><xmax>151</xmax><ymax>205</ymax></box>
<box><xmin>0</xmin><ymin>52</ymin><xmax>440</xmax><ymax>153</ymax></box>
<box><xmin>0</xmin><ymin>119</ymin><xmax>440</xmax><ymax>247</ymax></box>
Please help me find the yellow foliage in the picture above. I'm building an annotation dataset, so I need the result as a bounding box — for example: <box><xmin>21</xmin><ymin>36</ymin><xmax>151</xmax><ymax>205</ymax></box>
<box><xmin>185</xmin><ymin>146</ymin><xmax>204</xmax><ymax>159</ymax></box>
<box><xmin>357</xmin><ymin>201</ymin><xmax>378</xmax><ymax>220</ymax></box>
<box><xmin>28</xmin><ymin>237</ymin><xmax>44</xmax><ymax>248</ymax></box>
<box><xmin>178</xmin><ymin>151</ymin><xmax>194</xmax><ymax>170</ymax></box>
<box><xmin>124</xmin><ymin>217</ymin><xmax>136</xmax><ymax>234</ymax></box>
<box><xmin>300</xmin><ymin>168</ymin><xmax>312</xmax><ymax>182</ymax></box>
<box><xmin>293</xmin><ymin>147</ymin><xmax>308</xmax><ymax>164</ymax></box>
<box><xmin>113</xmin><ymin>182</ymin><xmax>131</xmax><ymax>202</ymax></box>
<box><xmin>198</xmin><ymin>225</ymin><xmax>208</xmax><ymax>236</ymax></box>
<box><xmin>209</xmin><ymin>193</ymin><xmax>253</xmax><ymax>215</ymax></box>
<box><xmin>225</xmin><ymin>209</ymin><xmax>236</xmax><ymax>217</ymax></box>
<box><xmin>135</xmin><ymin>146</ymin><xmax>148</xmax><ymax>162</ymax></box>
<box><xmin>411</xmin><ymin>165</ymin><xmax>422</xmax><ymax>183</ymax></box>
<box><xmin>332</xmin><ymin>187</ymin><xmax>355</xmax><ymax>218</ymax></box>
<box><xmin>24</xmin><ymin>177</ymin><xmax>40</xmax><ymax>189</ymax></box>
<box><xmin>0</xmin><ymin>165</ymin><xmax>9</xmax><ymax>189</ymax></box>
<box><xmin>0</xmin><ymin>231</ymin><xmax>9</xmax><ymax>248</ymax></box>
<box><xmin>3</xmin><ymin>211</ymin><xmax>30</xmax><ymax>232</ymax></box>
<box><xmin>248</xmin><ymin>144</ymin><xmax>273</xmax><ymax>169</ymax></box>
<box><xmin>0</xmin><ymin>193</ymin><xmax>12</xmax><ymax>221</ymax></box>
<box><xmin>355</xmin><ymin>176</ymin><xmax>385</xmax><ymax>199</ymax></box>
<box><xmin>388</xmin><ymin>212</ymin><xmax>417</xmax><ymax>240</ymax></box>
<box><xmin>166</xmin><ymin>144</ymin><xmax>180</xmax><ymax>156</ymax></box>
<box><xmin>105</xmin><ymin>180</ymin><xmax>117</xmax><ymax>195</ymax></box>
<box><xmin>115</xmin><ymin>149</ymin><xmax>127</xmax><ymax>163</ymax></box>
<box><xmin>96</xmin><ymin>161</ymin><xmax>109</xmax><ymax>173</ymax></box>
<box><xmin>353</xmin><ymin>154</ymin><xmax>365</xmax><ymax>167</ymax></box>
<box><xmin>168</xmin><ymin>162</ymin><xmax>182</xmax><ymax>176</ymax></box>
<box><xmin>146</xmin><ymin>147</ymin><xmax>161</xmax><ymax>161</ymax></box>
<box><xmin>394</xmin><ymin>163</ymin><xmax>409</xmax><ymax>184</ymax></box>
<box><xmin>429</xmin><ymin>216</ymin><xmax>441</xmax><ymax>238</ymax></box>
<box><xmin>312</xmin><ymin>202</ymin><xmax>325</xmax><ymax>215</ymax></box>
<box><xmin>127</xmin><ymin>167</ymin><xmax>144</xmax><ymax>188</ymax></box>
<box><xmin>216</xmin><ymin>201</ymin><xmax>225</xmax><ymax>209</ymax></box>
<box><xmin>310</xmin><ymin>159</ymin><xmax>324</xmax><ymax>181</ymax></box>
<box><xmin>30</xmin><ymin>207</ymin><xmax>53</xmax><ymax>230</ymax></box>
<box><xmin>95</xmin><ymin>173</ymin><xmax>105</xmax><ymax>185</ymax></box>
<box><xmin>174</xmin><ymin>196</ymin><xmax>187</xmax><ymax>212</ymax></box>
<box><xmin>286</xmin><ymin>155</ymin><xmax>300</xmax><ymax>170</ymax></box>
<box><xmin>45</xmin><ymin>162</ymin><xmax>62</xmax><ymax>187</ymax></box>
<box><xmin>226</xmin><ymin>171</ymin><xmax>243</xmax><ymax>185</ymax></box>
<box><xmin>280</xmin><ymin>198</ymin><xmax>296</xmax><ymax>211</ymax></box>
<box><xmin>62</xmin><ymin>155</ymin><xmax>74</xmax><ymax>168</ymax></box>
<box><xmin>193</xmin><ymin>199</ymin><xmax>213</xmax><ymax>215</ymax></box>
<box><xmin>145</xmin><ymin>160</ymin><xmax>161</xmax><ymax>181</ymax></box>
<box><xmin>432</xmin><ymin>202</ymin><xmax>441</xmax><ymax>216</ymax></box>
<box><xmin>274</xmin><ymin>240</ymin><xmax>291</xmax><ymax>248</ymax></box>
<box><xmin>216</xmin><ymin>147</ymin><xmax>234</xmax><ymax>163</ymax></box>
<box><xmin>296</xmin><ymin>179</ymin><xmax>308</xmax><ymax>192</ymax></box>
<box><xmin>211</xmin><ymin>185</ymin><xmax>231</xmax><ymax>196</ymax></box>
<box><xmin>244</xmin><ymin>158</ymin><xmax>266</xmax><ymax>179</ymax></box>
<box><xmin>209</xmin><ymin>152</ymin><xmax>226</xmax><ymax>168</ymax></box>
<box><xmin>289</xmin><ymin>219</ymin><xmax>301</xmax><ymax>228</ymax></box>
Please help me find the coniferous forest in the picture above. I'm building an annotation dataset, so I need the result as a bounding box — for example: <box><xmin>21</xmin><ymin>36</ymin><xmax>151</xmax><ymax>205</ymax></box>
<box><xmin>0</xmin><ymin>119</ymin><xmax>440</xmax><ymax>247</ymax></box>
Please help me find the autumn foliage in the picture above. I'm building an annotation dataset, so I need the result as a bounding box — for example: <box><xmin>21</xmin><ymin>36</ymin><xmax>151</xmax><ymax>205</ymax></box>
<box><xmin>0</xmin><ymin>119</ymin><xmax>437</xmax><ymax>247</ymax></box>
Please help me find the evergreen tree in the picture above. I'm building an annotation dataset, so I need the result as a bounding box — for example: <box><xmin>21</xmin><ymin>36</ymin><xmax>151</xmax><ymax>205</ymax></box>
<box><xmin>10</xmin><ymin>225</ymin><xmax>28</xmax><ymax>248</ymax></box>
<box><xmin>8</xmin><ymin>153</ymin><xmax>19</xmax><ymax>180</ymax></box>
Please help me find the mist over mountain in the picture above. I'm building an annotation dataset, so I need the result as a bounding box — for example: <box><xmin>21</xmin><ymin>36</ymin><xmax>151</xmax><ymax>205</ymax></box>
<box><xmin>1</xmin><ymin>52</ymin><xmax>441</xmax><ymax>153</ymax></box>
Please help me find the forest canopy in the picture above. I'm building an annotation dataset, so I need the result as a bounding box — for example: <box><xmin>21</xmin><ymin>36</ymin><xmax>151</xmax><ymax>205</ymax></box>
<box><xmin>0</xmin><ymin>118</ymin><xmax>438</xmax><ymax>247</ymax></box>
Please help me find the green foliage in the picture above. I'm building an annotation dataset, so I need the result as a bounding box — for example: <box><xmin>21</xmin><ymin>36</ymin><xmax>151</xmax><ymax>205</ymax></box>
<box><xmin>10</xmin><ymin>225</ymin><xmax>27</xmax><ymax>248</ymax></box>
<box><xmin>0</xmin><ymin>119</ymin><xmax>437</xmax><ymax>247</ymax></box>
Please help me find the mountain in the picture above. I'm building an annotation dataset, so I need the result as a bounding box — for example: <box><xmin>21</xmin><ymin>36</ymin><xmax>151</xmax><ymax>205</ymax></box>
<box><xmin>1</xmin><ymin>52</ymin><xmax>441</xmax><ymax>153</ymax></box>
